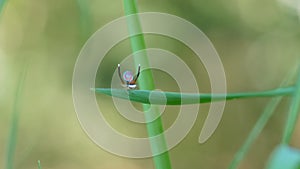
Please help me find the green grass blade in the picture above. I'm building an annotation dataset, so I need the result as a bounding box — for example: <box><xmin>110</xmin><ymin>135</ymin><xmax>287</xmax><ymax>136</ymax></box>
<box><xmin>76</xmin><ymin>0</ymin><xmax>92</xmax><ymax>41</ymax></box>
<box><xmin>0</xmin><ymin>0</ymin><xmax>7</xmax><ymax>16</ymax></box>
<box><xmin>37</xmin><ymin>160</ymin><xmax>42</xmax><ymax>169</ymax></box>
<box><xmin>94</xmin><ymin>86</ymin><xmax>294</xmax><ymax>105</ymax></box>
<box><xmin>282</xmin><ymin>66</ymin><xmax>300</xmax><ymax>144</ymax></box>
<box><xmin>228</xmin><ymin>68</ymin><xmax>298</xmax><ymax>169</ymax></box>
<box><xmin>6</xmin><ymin>65</ymin><xmax>28</xmax><ymax>169</ymax></box>
<box><xmin>228</xmin><ymin>96</ymin><xmax>283</xmax><ymax>169</ymax></box>
<box><xmin>123</xmin><ymin>0</ymin><xmax>172</xmax><ymax>168</ymax></box>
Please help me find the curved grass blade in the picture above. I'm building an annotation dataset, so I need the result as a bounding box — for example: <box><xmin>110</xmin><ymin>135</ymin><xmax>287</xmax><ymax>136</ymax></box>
<box><xmin>94</xmin><ymin>86</ymin><xmax>294</xmax><ymax>105</ymax></box>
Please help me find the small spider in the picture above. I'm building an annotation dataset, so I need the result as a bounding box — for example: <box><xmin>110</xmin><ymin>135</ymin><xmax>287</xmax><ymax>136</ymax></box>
<box><xmin>118</xmin><ymin>64</ymin><xmax>141</xmax><ymax>89</ymax></box>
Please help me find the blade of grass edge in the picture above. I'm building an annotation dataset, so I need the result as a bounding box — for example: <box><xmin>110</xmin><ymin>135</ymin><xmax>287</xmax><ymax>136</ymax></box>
<box><xmin>76</xmin><ymin>0</ymin><xmax>92</xmax><ymax>41</ymax></box>
<box><xmin>228</xmin><ymin>66</ymin><xmax>298</xmax><ymax>169</ymax></box>
<box><xmin>123</xmin><ymin>0</ymin><xmax>172</xmax><ymax>169</ymax></box>
<box><xmin>0</xmin><ymin>0</ymin><xmax>7</xmax><ymax>16</ymax></box>
<box><xmin>94</xmin><ymin>86</ymin><xmax>294</xmax><ymax>105</ymax></box>
<box><xmin>5</xmin><ymin>64</ymin><xmax>28</xmax><ymax>169</ymax></box>
<box><xmin>282</xmin><ymin>65</ymin><xmax>300</xmax><ymax>144</ymax></box>
<box><xmin>37</xmin><ymin>160</ymin><xmax>42</xmax><ymax>169</ymax></box>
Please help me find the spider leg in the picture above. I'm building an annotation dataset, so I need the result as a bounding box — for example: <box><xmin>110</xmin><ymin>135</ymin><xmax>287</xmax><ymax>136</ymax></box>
<box><xmin>133</xmin><ymin>64</ymin><xmax>141</xmax><ymax>82</ymax></box>
<box><xmin>118</xmin><ymin>64</ymin><xmax>125</xmax><ymax>85</ymax></box>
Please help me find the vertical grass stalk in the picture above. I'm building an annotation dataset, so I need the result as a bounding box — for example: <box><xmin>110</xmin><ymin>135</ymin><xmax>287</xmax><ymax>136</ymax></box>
<box><xmin>282</xmin><ymin>66</ymin><xmax>300</xmax><ymax>144</ymax></box>
<box><xmin>37</xmin><ymin>160</ymin><xmax>42</xmax><ymax>169</ymax></box>
<box><xmin>76</xmin><ymin>0</ymin><xmax>92</xmax><ymax>41</ymax></box>
<box><xmin>228</xmin><ymin>67</ymin><xmax>298</xmax><ymax>169</ymax></box>
<box><xmin>6</xmin><ymin>65</ymin><xmax>28</xmax><ymax>169</ymax></box>
<box><xmin>0</xmin><ymin>0</ymin><xmax>7</xmax><ymax>16</ymax></box>
<box><xmin>123</xmin><ymin>0</ymin><xmax>172</xmax><ymax>168</ymax></box>
<box><xmin>228</xmin><ymin>97</ymin><xmax>283</xmax><ymax>169</ymax></box>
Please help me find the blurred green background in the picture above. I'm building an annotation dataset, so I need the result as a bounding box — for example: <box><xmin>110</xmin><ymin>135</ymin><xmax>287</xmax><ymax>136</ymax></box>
<box><xmin>1</xmin><ymin>0</ymin><xmax>300</xmax><ymax>169</ymax></box>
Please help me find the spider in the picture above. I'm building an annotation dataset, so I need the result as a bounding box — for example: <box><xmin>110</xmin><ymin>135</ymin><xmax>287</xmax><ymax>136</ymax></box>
<box><xmin>118</xmin><ymin>64</ymin><xmax>141</xmax><ymax>89</ymax></box>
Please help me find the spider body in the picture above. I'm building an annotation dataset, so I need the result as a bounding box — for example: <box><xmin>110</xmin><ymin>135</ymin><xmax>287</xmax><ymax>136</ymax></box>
<box><xmin>118</xmin><ymin>64</ymin><xmax>140</xmax><ymax>89</ymax></box>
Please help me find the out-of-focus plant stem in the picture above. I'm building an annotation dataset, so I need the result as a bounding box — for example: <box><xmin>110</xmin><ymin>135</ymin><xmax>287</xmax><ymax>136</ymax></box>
<box><xmin>6</xmin><ymin>64</ymin><xmax>28</xmax><ymax>169</ymax></box>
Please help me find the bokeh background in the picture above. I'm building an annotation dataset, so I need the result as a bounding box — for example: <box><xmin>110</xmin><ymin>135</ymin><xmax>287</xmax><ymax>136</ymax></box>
<box><xmin>1</xmin><ymin>0</ymin><xmax>300</xmax><ymax>169</ymax></box>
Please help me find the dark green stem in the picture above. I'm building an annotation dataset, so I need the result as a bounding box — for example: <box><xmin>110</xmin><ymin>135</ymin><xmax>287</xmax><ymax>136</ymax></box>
<box><xmin>123</xmin><ymin>0</ymin><xmax>172</xmax><ymax>168</ymax></box>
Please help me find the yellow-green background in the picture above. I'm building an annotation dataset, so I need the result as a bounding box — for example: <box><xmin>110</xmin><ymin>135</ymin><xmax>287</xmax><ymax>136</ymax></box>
<box><xmin>1</xmin><ymin>0</ymin><xmax>299</xmax><ymax>168</ymax></box>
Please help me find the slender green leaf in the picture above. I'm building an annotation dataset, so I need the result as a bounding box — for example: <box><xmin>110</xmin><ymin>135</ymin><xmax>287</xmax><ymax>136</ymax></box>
<box><xmin>228</xmin><ymin>67</ymin><xmax>299</xmax><ymax>169</ymax></box>
<box><xmin>37</xmin><ymin>160</ymin><xmax>42</xmax><ymax>169</ymax></box>
<box><xmin>0</xmin><ymin>0</ymin><xmax>7</xmax><ymax>16</ymax></box>
<box><xmin>94</xmin><ymin>86</ymin><xmax>294</xmax><ymax>105</ymax></box>
<box><xmin>282</xmin><ymin>67</ymin><xmax>300</xmax><ymax>144</ymax></box>
<box><xmin>228</xmin><ymin>96</ymin><xmax>283</xmax><ymax>169</ymax></box>
<box><xmin>76</xmin><ymin>0</ymin><xmax>92</xmax><ymax>41</ymax></box>
<box><xmin>6</xmin><ymin>65</ymin><xmax>28</xmax><ymax>169</ymax></box>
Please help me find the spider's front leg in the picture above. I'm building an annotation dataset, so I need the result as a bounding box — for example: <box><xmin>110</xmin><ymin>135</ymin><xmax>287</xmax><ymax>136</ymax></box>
<box><xmin>134</xmin><ymin>64</ymin><xmax>141</xmax><ymax>82</ymax></box>
<box><xmin>118</xmin><ymin>64</ymin><xmax>125</xmax><ymax>86</ymax></box>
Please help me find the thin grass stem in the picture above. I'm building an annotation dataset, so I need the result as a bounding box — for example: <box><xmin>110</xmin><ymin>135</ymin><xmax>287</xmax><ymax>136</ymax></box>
<box><xmin>122</xmin><ymin>0</ymin><xmax>172</xmax><ymax>168</ymax></box>
<box><xmin>282</xmin><ymin>66</ymin><xmax>300</xmax><ymax>144</ymax></box>
<box><xmin>76</xmin><ymin>0</ymin><xmax>92</xmax><ymax>41</ymax></box>
<box><xmin>228</xmin><ymin>67</ymin><xmax>298</xmax><ymax>169</ymax></box>
<box><xmin>6</xmin><ymin>64</ymin><xmax>28</xmax><ymax>169</ymax></box>
<box><xmin>37</xmin><ymin>160</ymin><xmax>42</xmax><ymax>169</ymax></box>
<box><xmin>0</xmin><ymin>0</ymin><xmax>7</xmax><ymax>16</ymax></box>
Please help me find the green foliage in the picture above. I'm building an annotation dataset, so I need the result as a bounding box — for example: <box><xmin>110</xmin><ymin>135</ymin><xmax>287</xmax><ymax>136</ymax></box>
<box><xmin>282</xmin><ymin>67</ymin><xmax>300</xmax><ymax>144</ymax></box>
<box><xmin>123</xmin><ymin>0</ymin><xmax>172</xmax><ymax>168</ymax></box>
<box><xmin>37</xmin><ymin>160</ymin><xmax>42</xmax><ymax>169</ymax></box>
<box><xmin>228</xmin><ymin>95</ymin><xmax>283</xmax><ymax>169</ymax></box>
<box><xmin>0</xmin><ymin>0</ymin><xmax>6</xmax><ymax>16</ymax></box>
<box><xmin>76</xmin><ymin>0</ymin><xmax>92</xmax><ymax>41</ymax></box>
<box><xmin>6</xmin><ymin>65</ymin><xmax>28</xmax><ymax>169</ymax></box>
<box><xmin>1</xmin><ymin>0</ymin><xmax>299</xmax><ymax>168</ymax></box>
<box><xmin>96</xmin><ymin>69</ymin><xmax>299</xmax><ymax>168</ymax></box>
<box><xmin>266</xmin><ymin>145</ymin><xmax>300</xmax><ymax>169</ymax></box>
<box><xmin>94</xmin><ymin>86</ymin><xmax>294</xmax><ymax>105</ymax></box>
<box><xmin>228</xmin><ymin>68</ymin><xmax>298</xmax><ymax>169</ymax></box>
<box><xmin>264</xmin><ymin>65</ymin><xmax>300</xmax><ymax>169</ymax></box>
